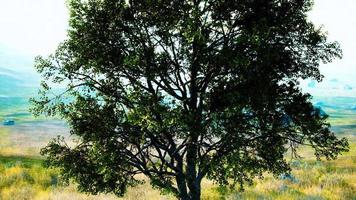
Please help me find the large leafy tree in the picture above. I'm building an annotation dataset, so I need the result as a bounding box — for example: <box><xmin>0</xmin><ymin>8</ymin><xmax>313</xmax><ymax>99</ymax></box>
<box><xmin>32</xmin><ymin>0</ymin><xmax>348</xmax><ymax>199</ymax></box>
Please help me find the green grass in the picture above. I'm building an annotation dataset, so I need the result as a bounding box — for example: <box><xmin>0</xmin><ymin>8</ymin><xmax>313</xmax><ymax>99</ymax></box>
<box><xmin>0</xmin><ymin>155</ymin><xmax>43</xmax><ymax>167</ymax></box>
<box><xmin>0</xmin><ymin>156</ymin><xmax>58</xmax><ymax>200</ymax></box>
<box><xmin>0</xmin><ymin>155</ymin><xmax>120</xmax><ymax>200</ymax></box>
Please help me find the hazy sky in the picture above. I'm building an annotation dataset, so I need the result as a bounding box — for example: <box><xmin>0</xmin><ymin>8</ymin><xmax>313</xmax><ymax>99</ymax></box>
<box><xmin>306</xmin><ymin>0</ymin><xmax>356</xmax><ymax>97</ymax></box>
<box><xmin>0</xmin><ymin>0</ymin><xmax>355</xmax><ymax>96</ymax></box>
<box><xmin>0</xmin><ymin>0</ymin><xmax>68</xmax><ymax>56</ymax></box>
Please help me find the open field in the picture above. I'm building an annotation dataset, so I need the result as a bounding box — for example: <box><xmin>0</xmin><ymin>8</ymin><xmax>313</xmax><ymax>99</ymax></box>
<box><xmin>0</xmin><ymin>96</ymin><xmax>354</xmax><ymax>199</ymax></box>
<box><xmin>0</xmin><ymin>126</ymin><xmax>354</xmax><ymax>200</ymax></box>
<box><xmin>0</xmin><ymin>141</ymin><xmax>353</xmax><ymax>200</ymax></box>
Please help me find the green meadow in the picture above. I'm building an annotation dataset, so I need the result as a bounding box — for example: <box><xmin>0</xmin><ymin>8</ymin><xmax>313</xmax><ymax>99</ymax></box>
<box><xmin>0</xmin><ymin>96</ymin><xmax>354</xmax><ymax>200</ymax></box>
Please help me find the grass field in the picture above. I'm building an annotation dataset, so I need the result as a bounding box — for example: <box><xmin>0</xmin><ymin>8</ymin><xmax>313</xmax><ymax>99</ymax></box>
<box><xmin>0</xmin><ymin>96</ymin><xmax>354</xmax><ymax>199</ymax></box>
<box><xmin>0</xmin><ymin>126</ymin><xmax>354</xmax><ymax>200</ymax></box>
<box><xmin>0</xmin><ymin>143</ymin><xmax>353</xmax><ymax>200</ymax></box>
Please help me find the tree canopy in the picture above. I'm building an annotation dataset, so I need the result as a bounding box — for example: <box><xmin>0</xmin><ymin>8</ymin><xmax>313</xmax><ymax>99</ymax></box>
<box><xmin>32</xmin><ymin>0</ymin><xmax>349</xmax><ymax>199</ymax></box>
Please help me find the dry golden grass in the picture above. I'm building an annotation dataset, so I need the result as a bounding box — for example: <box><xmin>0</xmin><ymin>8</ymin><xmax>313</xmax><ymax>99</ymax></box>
<box><xmin>0</xmin><ymin>151</ymin><xmax>353</xmax><ymax>200</ymax></box>
<box><xmin>0</xmin><ymin>125</ymin><xmax>354</xmax><ymax>200</ymax></box>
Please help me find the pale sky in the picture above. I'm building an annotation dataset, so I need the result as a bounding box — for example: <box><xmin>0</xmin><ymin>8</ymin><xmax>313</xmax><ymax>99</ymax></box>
<box><xmin>0</xmin><ymin>0</ymin><xmax>68</xmax><ymax>56</ymax></box>
<box><xmin>305</xmin><ymin>0</ymin><xmax>356</xmax><ymax>97</ymax></box>
<box><xmin>0</xmin><ymin>0</ymin><xmax>355</xmax><ymax>96</ymax></box>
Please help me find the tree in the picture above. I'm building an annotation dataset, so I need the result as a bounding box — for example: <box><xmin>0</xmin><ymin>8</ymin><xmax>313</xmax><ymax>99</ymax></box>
<box><xmin>31</xmin><ymin>0</ymin><xmax>349</xmax><ymax>199</ymax></box>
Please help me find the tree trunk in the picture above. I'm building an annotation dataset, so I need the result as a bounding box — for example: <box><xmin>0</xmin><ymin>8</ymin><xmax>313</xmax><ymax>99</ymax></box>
<box><xmin>176</xmin><ymin>174</ymin><xmax>201</xmax><ymax>200</ymax></box>
<box><xmin>176</xmin><ymin>172</ymin><xmax>189</xmax><ymax>200</ymax></box>
<box><xmin>187</xmin><ymin>177</ymin><xmax>201</xmax><ymax>200</ymax></box>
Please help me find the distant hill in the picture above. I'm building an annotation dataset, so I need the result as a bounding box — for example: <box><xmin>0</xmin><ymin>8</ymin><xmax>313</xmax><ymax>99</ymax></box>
<box><xmin>312</xmin><ymin>96</ymin><xmax>356</xmax><ymax>111</ymax></box>
<box><xmin>0</xmin><ymin>49</ymin><xmax>38</xmax><ymax>119</ymax></box>
<box><xmin>0</xmin><ymin>68</ymin><xmax>38</xmax><ymax>99</ymax></box>
<box><xmin>0</xmin><ymin>45</ymin><xmax>39</xmax><ymax>98</ymax></box>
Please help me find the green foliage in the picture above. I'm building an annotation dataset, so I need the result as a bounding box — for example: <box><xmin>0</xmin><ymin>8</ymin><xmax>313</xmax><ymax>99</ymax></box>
<box><xmin>32</xmin><ymin>0</ymin><xmax>348</xmax><ymax>199</ymax></box>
